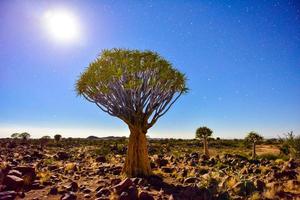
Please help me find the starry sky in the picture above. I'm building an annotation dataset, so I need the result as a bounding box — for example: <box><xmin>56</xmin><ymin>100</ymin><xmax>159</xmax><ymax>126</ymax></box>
<box><xmin>0</xmin><ymin>0</ymin><xmax>300</xmax><ymax>139</ymax></box>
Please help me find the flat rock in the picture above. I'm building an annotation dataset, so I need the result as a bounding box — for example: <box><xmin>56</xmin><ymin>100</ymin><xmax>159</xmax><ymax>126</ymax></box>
<box><xmin>114</xmin><ymin>178</ymin><xmax>133</xmax><ymax>195</ymax></box>
<box><xmin>4</xmin><ymin>175</ymin><xmax>24</xmax><ymax>190</ymax></box>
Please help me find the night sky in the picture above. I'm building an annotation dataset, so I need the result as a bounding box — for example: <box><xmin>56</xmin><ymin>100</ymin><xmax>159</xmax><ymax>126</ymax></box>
<box><xmin>0</xmin><ymin>0</ymin><xmax>299</xmax><ymax>139</ymax></box>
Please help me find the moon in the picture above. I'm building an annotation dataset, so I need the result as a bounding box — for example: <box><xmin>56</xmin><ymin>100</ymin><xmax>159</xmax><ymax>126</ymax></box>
<box><xmin>43</xmin><ymin>9</ymin><xmax>80</xmax><ymax>43</ymax></box>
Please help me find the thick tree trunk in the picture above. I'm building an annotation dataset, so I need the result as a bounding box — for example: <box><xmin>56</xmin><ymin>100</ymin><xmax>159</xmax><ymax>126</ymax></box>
<box><xmin>252</xmin><ymin>142</ymin><xmax>256</xmax><ymax>159</ymax></box>
<box><xmin>204</xmin><ymin>137</ymin><xmax>209</xmax><ymax>157</ymax></box>
<box><xmin>122</xmin><ymin>126</ymin><xmax>152</xmax><ymax>177</ymax></box>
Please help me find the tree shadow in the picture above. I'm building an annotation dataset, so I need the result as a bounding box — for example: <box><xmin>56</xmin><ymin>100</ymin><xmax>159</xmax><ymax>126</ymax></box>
<box><xmin>146</xmin><ymin>175</ymin><xmax>213</xmax><ymax>200</ymax></box>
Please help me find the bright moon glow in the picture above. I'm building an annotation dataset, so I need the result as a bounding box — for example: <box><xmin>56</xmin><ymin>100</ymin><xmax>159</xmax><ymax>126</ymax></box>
<box><xmin>43</xmin><ymin>9</ymin><xmax>80</xmax><ymax>42</ymax></box>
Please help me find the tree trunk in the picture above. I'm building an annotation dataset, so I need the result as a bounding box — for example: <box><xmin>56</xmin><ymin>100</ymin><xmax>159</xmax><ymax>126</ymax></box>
<box><xmin>204</xmin><ymin>137</ymin><xmax>209</xmax><ymax>157</ymax></box>
<box><xmin>252</xmin><ymin>142</ymin><xmax>256</xmax><ymax>159</ymax></box>
<box><xmin>122</xmin><ymin>126</ymin><xmax>152</xmax><ymax>177</ymax></box>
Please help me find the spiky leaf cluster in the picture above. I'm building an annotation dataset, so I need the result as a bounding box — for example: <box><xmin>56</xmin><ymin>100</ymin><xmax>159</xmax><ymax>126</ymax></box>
<box><xmin>196</xmin><ymin>126</ymin><xmax>213</xmax><ymax>139</ymax></box>
<box><xmin>245</xmin><ymin>131</ymin><xmax>263</xmax><ymax>143</ymax></box>
<box><xmin>76</xmin><ymin>49</ymin><xmax>187</xmax><ymax>130</ymax></box>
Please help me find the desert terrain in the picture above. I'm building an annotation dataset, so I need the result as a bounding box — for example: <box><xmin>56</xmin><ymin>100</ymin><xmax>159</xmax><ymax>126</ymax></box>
<box><xmin>0</xmin><ymin>137</ymin><xmax>299</xmax><ymax>200</ymax></box>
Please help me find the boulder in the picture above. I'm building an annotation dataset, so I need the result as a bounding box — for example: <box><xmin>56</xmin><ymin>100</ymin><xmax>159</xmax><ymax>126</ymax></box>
<box><xmin>127</xmin><ymin>185</ymin><xmax>138</xmax><ymax>200</ymax></box>
<box><xmin>200</xmin><ymin>154</ymin><xmax>209</xmax><ymax>161</ymax></box>
<box><xmin>130</xmin><ymin>177</ymin><xmax>145</xmax><ymax>185</ymax></box>
<box><xmin>286</xmin><ymin>158</ymin><xmax>298</xmax><ymax>169</ymax></box>
<box><xmin>216</xmin><ymin>191</ymin><xmax>230</xmax><ymax>200</ymax></box>
<box><xmin>0</xmin><ymin>170</ymin><xmax>4</xmax><ymax>185</ymax></box>
<box><xmin>56</xmin><ymin>152</ymin><xmax>70</xmax><ymax>160</ymax></box>
<box><xmin>184</xmin><ymin>177</ymin><xmax>199</xmax><ymax>184</ymax></box>
<box><xmin>139</xmin><ymin>191</ymin><xmax>154</xmax><ymax>200</ymax></box>
<box><xmin>48</xmin><ymin>165</ymin><xmax>59</xmax><ymax>171</ymax></box>
<box><xmin>154</xmin><ymin>158</ymin><xmax>168</xmax><ymax>167</ymax></box>
<box><xmin>181</xmin><ymin>186</ymin><xmax>212</xmax><ymax>200</ymax></box>
<box><xmin>61</xmin><ymin>192</ymin><xmax>77</xmax><ymax>200</ymax></box>
<box><xmin>147</xmin><ymin>175</ymin><xmax>163</xmax><ymax>188</ymax></box>
<box><xmin>113</xmin><ymin>178</ymin><xmax>133</xmax><ymax>195</ymax></box>
<box><xmin>0</xmin><ymin>191</ymin><xmax>17</xmax><ymax>200</ymax></box>
<box><xmin>161</xmin><ymin>167</ymin><xmax>174</xmax><ymax>173</ymax></box>
<box><xmin>4</xmin><ymin>175</ymin><xmax>24</xmax><ymax>190</ymax></box>
<box><xmin>197</xmin><ymin>168</ymin><xmax>209</xmax><ymax>175</ymax></box>
<box><xmin>119</xmin><ymin>192</ymin><xmax>130</xmax><ymax>200</ymax></box>
<box><xmin>14</xmin><ymin>166</ymin><xmax>36</xmax><ymax>181</ymax></box>
<box><xmin>83</xmin><ymin>188</ymin><xmax>91</xmax><ymax>193</ymax></box>
<box><xmin>49</xmin><ymin>186</ymin><xmax>58</xmax><ymax>195</ymax></box>
<box><xmin>190</xmin><ymin>152</ymin><xmax>199</xmax><ymax>159</ymax></box>
<box><xmin>23</xmin><ymin>155</ymin><xmax>33</xmax><ymax>162</ymax></box>
<box><xmin>7</xmin><ymin>170</ymin><xmax>22</xmax><ymax>178</ymax></box>
<box><xmin>96</xmin><ymin>188</ymin><xmax>111</xmax><ymax>197</ymax></box>
<box><xmin>96</xmin><ymin>156</ymin><xmax>107</xmax><ymax>163</ymax></box>
<box><xmin>112</xmin><ymin>166</ymin><xmax>122</xmax><ymax>175</ymax></box>
<box><xmin>274</xmin><ymin>170</ymin><xmax>298</xmax><ymax>180</ymax></box>
<box><xmin>254</xmin><ymin>180</ymin><xmax>265</xmax><ymax>192</ymax></box>
<box><xmin>31</xmin><ymin>180</ymin><xmax>44</xmax><ymax>189</ymax></box>
<box><xmin>69</xmin><ymin>182</ymin><xmax>78</xmax><ymax>192</ymax></box>
<box><xmin>232</xmin><ymin>180</ymin><xmax>255</xmax><ymax>196</ymax></box>
<box><xmin>179</xmin><ymin>169</ymin><xmax>188</xmax><ymax>177</ymax></box>
<box><xmin>111</xmin><ymin>178</ymin><xmax>122</xmax><ymax>186</ymax></box>
<box><xmin>31</xmin><ymin>151</ymin><xmax>44</xmax><ymax>159</ymax></box>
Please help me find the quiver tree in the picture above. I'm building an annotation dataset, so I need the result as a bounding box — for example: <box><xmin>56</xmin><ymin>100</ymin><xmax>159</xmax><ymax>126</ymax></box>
<box><xmin>195</xmin><ymin>127</ymin><xmax>213</xmax><ymax>157</ymax></box>
<box><xmin>11</xmin><ymin>133</ymin><xmax>20</xmax><ymax>139</ymax></box>
<box><xmin>40</xmin><ymin>136</ymin><xmax>51</xmax><ymax>149</ymax></box>
<box><xmin>19</xmin><ymin>132</ymin><xmax>30</xmax><ymax>141</ymax></box>
<box><xmin>76</xmin><ymin>49</ymin><xmax>187</xmax><ymax>177</ymax></box>
<box><xmin>54</xmin><ymin>134</ymin><xmax>62</xmax><ymax>143</ymax></box>
<box><xmin>245</xmin><ymin>131</ymin><xmax>263</xmax><ymax>159</ymax></box>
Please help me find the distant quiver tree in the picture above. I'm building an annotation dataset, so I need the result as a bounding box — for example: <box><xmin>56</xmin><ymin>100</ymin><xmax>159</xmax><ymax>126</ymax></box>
<box><xmin>76</xmin><ymin>49</ymin><xmax>188</xmax><ymax>177</ymax></box>
<box><xmin>195</xmin><ymin>126</ymin><xmax>213</xmax><ymax>157</ymax></box>
<box><xmin>245</xmin><ymin>131</ymin><xmax>263</xmax><ymax>159</ymax></box>
<box><xmin>11</xmin><ymin>133</ymin><xmax>20</xmax><ymax>139</ymax></box>
<box><xmin>54</xmin><ymin>134</ymin><xmax>62</xmax><ymax>143</ymax></box>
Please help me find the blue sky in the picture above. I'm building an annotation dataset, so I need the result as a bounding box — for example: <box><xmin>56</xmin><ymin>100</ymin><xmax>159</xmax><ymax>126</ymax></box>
<box><xmin>0</xmin><ymin>0</ymin><xmax>299</xmax><ymax>139</ymax></box>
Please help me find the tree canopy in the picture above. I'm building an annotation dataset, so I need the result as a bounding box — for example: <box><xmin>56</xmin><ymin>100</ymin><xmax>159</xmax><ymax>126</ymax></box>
<box><xmin>245</xmin><ymin>131</ymin><xmax>263</xmax><ymax>143</ymax></box>
<box><xmin>76</xmin><ymin>48</ymin><xmax>187</xmax><ymax>132</ymax></box>
<box><xmin>41</xmin><ymin>136</ymin><xmax>51</xmax><ymax>140</ymax></box>
<box><xmin>196</xmin><ymin>127</ymin><xmax>213</xmax><ymax>139</ymax></box>
<box><xmin>54</xmin><ymin>134</ymin><xmax>62</xmax><ymax>142</ymax></box>
<box><xmin>11</xmin><ymin>132</ymin><xmax>30</xmax><ymax>140</ymax></box>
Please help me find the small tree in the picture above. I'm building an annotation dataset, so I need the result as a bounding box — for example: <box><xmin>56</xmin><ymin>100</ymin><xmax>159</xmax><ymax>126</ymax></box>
<box><xmin>41</xmin><ymin>135</ymin><xmax>51</xmax><ymax>140</ymax></box>
<box><xmin>40</xmin><ymin>136</ymin><xmax>51</xmax><ymax>149</ymax></box>
<box><xmin>76</xmin><ymin>49</ymin><xmax>187</xmax><ymax>177</ymax></box>
<box><xmin>54</xmin><ymin>134</ymin><xmax>62</xmax><ymax>143</ymax></box>
<box><xmin>195</xmin><ymin>127</ymin><xmax>213</xmax><ymax>157</ymax></box>
<box><xmin>280</xmin><ymin>131</ymin><xmax>300</xmax><ymax>158</ymax></box>
<box><xmin>245</xmin><ymin>131</ymin><xmax>263</xmax><ymax>159</ymax></box>
<box><xmin>19</xmin><ymin>132</ymin><xmax>30</xmax><ymax>141</ymax></box>
<box><xmin>11</xmin><ymin>133</ymin><xmax>20</xmax><ymax>139</ymax></box>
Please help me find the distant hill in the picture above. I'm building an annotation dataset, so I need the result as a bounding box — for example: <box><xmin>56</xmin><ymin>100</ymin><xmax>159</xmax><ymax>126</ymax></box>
<box><xmin>86</xmin><ymin>136</ymin><xmax>126</xmax><ymax>140</ymax></box>
<box><xmin>86</xmin><ymin>136</ymin><xmax>100</xmax><ymax>140</ymax></box>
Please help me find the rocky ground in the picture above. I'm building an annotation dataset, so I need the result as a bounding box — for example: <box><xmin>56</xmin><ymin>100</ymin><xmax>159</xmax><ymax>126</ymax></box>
<box><xmin>0</xmin><ymin>139</ymin><xmax>299</xmax><ymax>200</ymax></box>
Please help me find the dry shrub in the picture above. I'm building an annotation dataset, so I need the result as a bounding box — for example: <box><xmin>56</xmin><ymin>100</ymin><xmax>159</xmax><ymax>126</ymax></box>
<box><xmin>275</xmin><ymin>159</ymin><xmax>285</xmax><ymax>165</ymax></box>
<box><xmin>65</xmin><ymin>163</ymin><xmax>76</xmax><ymax>172</ymax></box>
<box><xmin>152</xmin><ymin>169</ymin><xmax>165</xmax><ymax>178</ymax></box>
<box><xmin>263</xmin><ymin>182</ymin><xmax>282</xmax><ymax>199</ymax></box>
<box><xmin>0</xmin><ymin>161</ymin><xmax>8</xmax><ymax>170</ymax></box>
<box><xmin>250</xmin><ymin>192</ymin><xmax>261</xmax><ymax>200</ymax></box>
<box><xmin>285</xmin><ymin>180</ymin><xmax>300</xmax><ymax>192</ymax></box>
<box><xmin>37</xmin><ymin>170</ymin><xmax>51</xmax><ymax>184</ymax></box>
<box><xmin>226</xmin><ymin>176</ymin><xmax>238</xmax><ymax>189</ymax></box>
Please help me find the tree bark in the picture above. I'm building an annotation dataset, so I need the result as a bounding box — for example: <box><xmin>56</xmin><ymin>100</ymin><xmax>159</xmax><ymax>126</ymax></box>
<box><xmin>122</xmin><ymin>126</ymin><xmax>152</xmax><ymax>177</ymax></box>
<box><xmin>204</xmin><ymin>137</ymin><xmax>209</xmax><ymax>157</ymax></box>
<box><xmin>252</xmin><ymin>142</ymin><xmax>256</xmax><ymax>159</ymax></box>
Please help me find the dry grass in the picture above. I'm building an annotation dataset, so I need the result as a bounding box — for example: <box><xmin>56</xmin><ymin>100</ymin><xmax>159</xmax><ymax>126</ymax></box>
<box><xmin>256</xmin><ymin>145</ymin><xmax>280</xmax><ymax>155</ymax></box>
<box><xmin>37</xmin><ymin>170</ymin><xmax>51</xmax><ymax>184</ymax></box>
